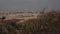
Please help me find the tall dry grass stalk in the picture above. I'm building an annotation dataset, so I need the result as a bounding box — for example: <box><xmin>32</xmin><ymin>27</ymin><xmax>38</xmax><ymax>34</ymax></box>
<box><xmin>0</xmin><ymin>10</ymin><xmax>60</xmax><ymax>34</ymax></box>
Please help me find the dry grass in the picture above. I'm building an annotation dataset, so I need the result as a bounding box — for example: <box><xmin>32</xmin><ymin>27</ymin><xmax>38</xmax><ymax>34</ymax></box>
<box><xmin>0</xmin><ymin>10</ymin><xmax>60</xmax><ymax>34</ymax></box>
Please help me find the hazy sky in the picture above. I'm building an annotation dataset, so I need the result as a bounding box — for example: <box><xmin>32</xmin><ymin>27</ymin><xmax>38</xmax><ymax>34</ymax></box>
<box><xmin>0</xmin><ymin>0</ymin><xmax>60</xmax><ymax>10</ymax></box>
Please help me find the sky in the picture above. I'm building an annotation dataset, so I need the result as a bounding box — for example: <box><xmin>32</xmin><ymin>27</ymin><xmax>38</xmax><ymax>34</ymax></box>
<box><xmin>0</xmin><ymin>0</ymin><xmax>60</xmax><ymax>10</ymax></box>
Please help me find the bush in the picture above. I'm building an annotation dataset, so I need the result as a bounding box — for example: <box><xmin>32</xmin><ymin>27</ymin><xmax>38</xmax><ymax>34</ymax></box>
<box><xmin>0</xmin><ymin>22</ymin><xmax>22</xmax><ymax>34</ymax></box>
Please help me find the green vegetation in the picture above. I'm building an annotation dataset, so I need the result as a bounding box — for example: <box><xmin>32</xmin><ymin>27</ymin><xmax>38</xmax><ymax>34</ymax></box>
<box><xmin>0</xmin><ymin>10</ymin><xmax>60</xmax><ymax>34</ymax></box>
<box><xmin>0</xmin><ymin>22</ymin><xmax>22</xmax><ymax>34</ymax></box>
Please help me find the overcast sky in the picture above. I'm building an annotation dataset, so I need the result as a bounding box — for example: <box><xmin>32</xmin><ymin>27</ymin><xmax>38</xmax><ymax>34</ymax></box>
<box><xmin>0</xmin><ymin>0</ymin><xmax>60</xmax><ymax>10</ymax></box>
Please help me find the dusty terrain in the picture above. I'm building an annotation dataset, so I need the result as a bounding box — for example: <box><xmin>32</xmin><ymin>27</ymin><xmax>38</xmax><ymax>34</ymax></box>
<box><xmin>0</xmin><ymin>11</ymin><xmax>39</xmax><ymax>20</ymax></box>
<box><xmin>0</xmin><ymin>11</ymin><xmax>39</xmax><ymax>24</ymax></box>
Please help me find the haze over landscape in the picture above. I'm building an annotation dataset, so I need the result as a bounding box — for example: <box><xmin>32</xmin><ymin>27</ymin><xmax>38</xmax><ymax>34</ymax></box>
<box><xmin>0</xmin><ymin>0</ymin><xmax>60</xmax><ymax>34</ymax></box>
<box><xmin>0</xmin><ymin>0</ymin><xmax>60</xmax><ymax>11</ymax></box>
